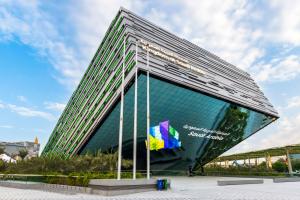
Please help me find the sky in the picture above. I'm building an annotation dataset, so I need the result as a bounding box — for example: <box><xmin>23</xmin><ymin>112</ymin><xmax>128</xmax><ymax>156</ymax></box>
<box><xmin>0</xmin><ymin>0</ymin><xmax>300</xmax><ymax>155</ymax></box>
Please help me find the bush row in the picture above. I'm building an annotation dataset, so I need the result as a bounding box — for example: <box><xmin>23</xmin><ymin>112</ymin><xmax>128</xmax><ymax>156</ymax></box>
<box><xmin>0</xmin><ymin>151</ymin><xmax>132</xmax><ymax>175</ymax></box>
<box><xmin>0</xmin><ymin>172</ymin><xmax>144</xmax><ymax>187</ymax></box>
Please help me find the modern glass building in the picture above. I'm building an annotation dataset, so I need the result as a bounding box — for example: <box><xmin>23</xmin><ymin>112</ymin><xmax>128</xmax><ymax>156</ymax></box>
<box><xmin>42</xmin><ymin>8</ymin><xmax>279</xmax><ymax>173</ymax></box>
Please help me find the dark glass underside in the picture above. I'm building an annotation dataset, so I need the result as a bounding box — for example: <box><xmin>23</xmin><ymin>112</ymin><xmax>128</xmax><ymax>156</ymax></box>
<box><xmin>80</xmin><ymin>74</ymin><xmax>274</xmax><ymax>173</ymax></box>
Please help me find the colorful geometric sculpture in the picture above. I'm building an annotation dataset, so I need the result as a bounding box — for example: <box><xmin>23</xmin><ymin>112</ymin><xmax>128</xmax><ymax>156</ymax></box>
<box><xmin>146</xmin><ymin>120</ymin><xmax>182</xmax><ymax>151</ymax></box>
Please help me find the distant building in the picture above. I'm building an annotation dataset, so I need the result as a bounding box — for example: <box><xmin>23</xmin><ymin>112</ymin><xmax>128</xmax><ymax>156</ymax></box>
<box><xmin>0</xmin><ymin>137</ymin><xmax>40</xmax><ymax>159</ymax></box>
<box><xmin>0</xmin><ymin>154</ymin><xmax>16</xmax><ymax>163</ymax></box>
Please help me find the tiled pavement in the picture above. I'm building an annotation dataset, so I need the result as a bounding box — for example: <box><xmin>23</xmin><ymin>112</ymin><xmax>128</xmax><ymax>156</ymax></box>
<box><xmin>1</xmin><ymin>176</ymin><xmax>300</xmax><ymax>200</ymax></box>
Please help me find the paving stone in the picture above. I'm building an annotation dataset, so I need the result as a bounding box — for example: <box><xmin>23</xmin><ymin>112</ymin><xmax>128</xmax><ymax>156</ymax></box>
<box><xmin>0</xmin><ymin>176</ymin><xmax>300</xmax><ymax>200</ymax></box>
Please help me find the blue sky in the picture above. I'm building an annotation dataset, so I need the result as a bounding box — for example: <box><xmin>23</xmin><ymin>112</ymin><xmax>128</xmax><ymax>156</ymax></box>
<box><xmin>0</xmin><ymin>0</ymin><xmax>300</xmax><ymax>154</ymax></box>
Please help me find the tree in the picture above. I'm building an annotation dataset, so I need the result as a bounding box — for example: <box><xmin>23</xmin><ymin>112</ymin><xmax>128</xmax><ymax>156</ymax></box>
<box><xmin>0</xmin><ymin>147</ymin><xmax>4</xmax><ymax>155</ymax></box>
<box><xmin>273</xmin><ymin>159</ymin><xmax>287</xmax><ymax>172</ymax></box>
<box><xmin>18</xmin><ymin>149</ymin><xmax>28</xmax><ymax>160</ymax></box>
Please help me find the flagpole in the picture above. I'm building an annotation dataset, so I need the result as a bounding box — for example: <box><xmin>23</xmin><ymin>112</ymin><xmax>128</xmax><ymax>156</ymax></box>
<box><xmin>146</xmin><ymin>49</ymin><xmax>150</xmax><ymax>180</ymax></box>
<box><xmin>133</xmin><ymin>41</ymin><xmax>138</xmax><ymax>180</ymax></box>
<box><xmin>117</xmin><ymin>36</ymin><xmax>126</xmax><ymax>180</ymax></box>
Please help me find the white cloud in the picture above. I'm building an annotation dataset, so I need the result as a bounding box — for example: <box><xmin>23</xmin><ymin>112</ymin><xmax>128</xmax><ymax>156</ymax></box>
<box><xmin>1</xmin><ymin>0</ymin><xmax>299</xmax><ymax>87</ymax></box>
<box><xmin>17</xmin><ymin>95</ymin><xmax>27</xmax><ymax>102</ymax></box>
<box><xmin>226</xmin><ymin>111</ymin><xmax>300</xmax><ymax>155</ymax></box>
<box><xmin>0</xmin><ymin>1</ymin><xmax>145</xmax><ymax>89</ymax></box>
<box><xmin>223</xmin><ymin>140</ymin><xmax>252</xmax><ymax>155</ymax></box>
<box><xmin>7</xmin><ymin>104</ymin><xmax>55</xmax><ymax>121</ymax></box>
<box><xmin>253</xmin><ymin>55</ymin><xmax>300</xmax><ymax>82</ymax></box>
<box><xmin>64</xmin><ymin>0</ymin><xmax>144</xmax><ymax>84</ymax></box>
<box><xmin>142</xmin><ymin>1</ymin><xmax>300</xmax><ymax>83</ymax></box>
<box><xmin>268</xmin><ymin>0</ymin><xmax>300</xmax><ymax>46</ymax></box>
<box><xmin>287</xmin><ymin>96</ymin><xmax>300</xmax><ymax>109</ymax></box>
<box><xmin>0</xmin><ymin>103</ymin><xmax>4</xmax><ymax>109</ymax></box>
<box><xmin>67</xmin><ymin>1</ymin><xmax>125</xmax><ymax>61</ymax></box>
<box><xmin>259</xmin><ymin>114</ymin><xmax>300</xmax><ymax>148</ymax></box>
<box><xmin>44</xmin><ymin>102</ymin><xmax>66</xmax><ymax>112</ymax></box>
<box><xmin>0</xmin><ymin>125</ymin><xmax>13</xmax><ymax>129</ymax></box>
<box><xmin>0</xmin><ymin>1</ymin><xmax>86</xmax><ymax>88</ymax></box>
<box><xmin>143</xmin><ymin>1</ymin><xmax>265</xmax><ymax>71</ymax></box>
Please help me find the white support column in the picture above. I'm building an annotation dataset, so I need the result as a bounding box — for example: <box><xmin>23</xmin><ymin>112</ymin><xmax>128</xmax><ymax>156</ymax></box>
<box><xmin>265</xmin><ymin>153</ymin><xmax>272</xmax><ymax>169</ymax></box>
<box><xmin>146</xmin><ymin>50</ymin><xmax>150</xmax><ymax>180</ymax></box>
<box><xmin>117</xmin><ymin>36</ymin><xmax>126</xmax><ymax>180</ymax></box>
<box><xmin>133</xmin><ymin>41</ymin><xmax>138</xmax><ymax>180</ymax></box>
<box><xmin>286</xmin><ymin>149</ymin><xmax>293</xmax><ymax>176</ymax></box>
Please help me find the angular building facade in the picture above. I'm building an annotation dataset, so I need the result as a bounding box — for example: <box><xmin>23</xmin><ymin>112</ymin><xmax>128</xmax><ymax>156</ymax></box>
<box><xmin>42</xmin><ymin>8</ymin><xmax>279</xmax><ymax>173</ymax></box>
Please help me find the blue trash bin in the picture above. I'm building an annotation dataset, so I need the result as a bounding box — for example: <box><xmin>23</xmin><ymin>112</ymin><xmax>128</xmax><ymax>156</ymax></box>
<box><xmin>157</xmin><ymin>179</ymin><xmax>164</xmax><ymax>190</ymax></box>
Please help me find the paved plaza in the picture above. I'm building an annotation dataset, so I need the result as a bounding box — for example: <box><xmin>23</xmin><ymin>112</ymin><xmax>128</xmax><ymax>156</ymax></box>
<box><xmin>1</xmin><ymin>176</ymin><xmax>300</xmax><ymax>200</ymax></box>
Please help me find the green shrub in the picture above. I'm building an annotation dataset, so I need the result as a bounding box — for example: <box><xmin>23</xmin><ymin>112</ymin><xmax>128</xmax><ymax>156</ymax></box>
<box><xmin>82</xmin><ymin>175</ymin><xmax>90</xmax><ymax>187</ymax></box>
<box><xmin>273</xmin><ymin>160</ymin><xmax>288</xmax><ymax>172</ymax></box>
<box><xmin>203</xmin><ymin>164</ymin><xmax>286</xmax><ymax>177</ymax></box>
<box><xmin>0</xmin><ymin>160</ymin><xmax>6</xmax><ymax>171</ymax></box>
<box><xmin>67</xmin><ymin>173</ymin><xmax>76</xmax><ymax>186</ymax></box>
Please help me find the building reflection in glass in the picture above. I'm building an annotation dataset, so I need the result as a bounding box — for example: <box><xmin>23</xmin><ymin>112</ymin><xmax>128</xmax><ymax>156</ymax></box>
<box><xmin>80</xmin><ymin>74</ymin><xmax>274</xmax><ymax>173</ymax></box>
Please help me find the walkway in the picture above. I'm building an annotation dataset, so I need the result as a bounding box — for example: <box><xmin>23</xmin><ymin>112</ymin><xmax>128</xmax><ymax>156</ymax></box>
<box><xmin>0</xmin><ymin>176</ymin><xmax>299</xmax><ymax>200</ymax></box>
